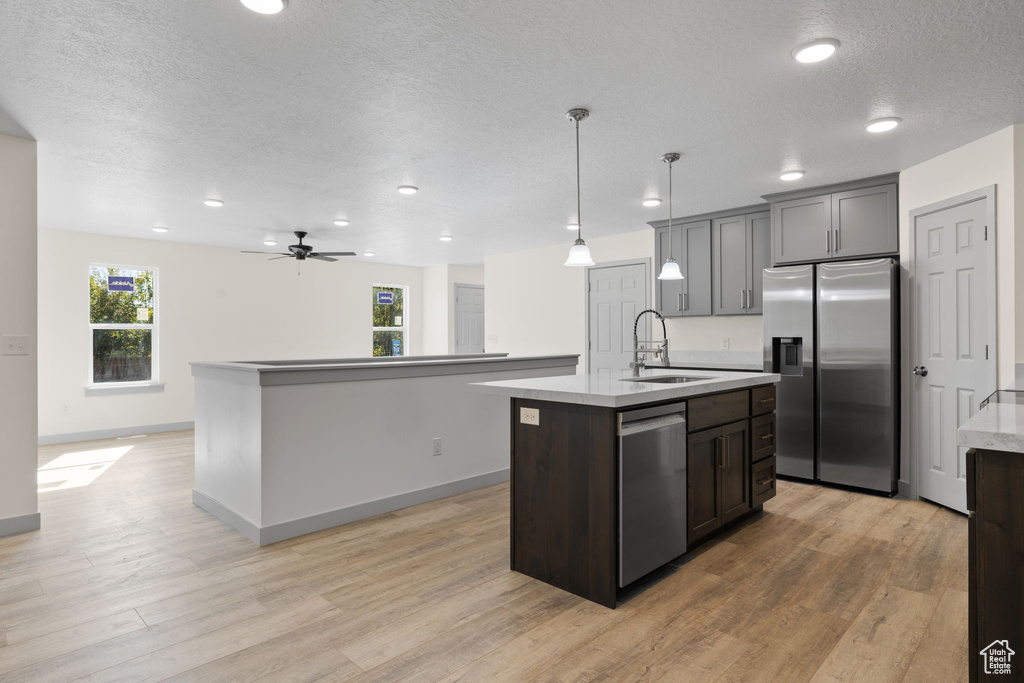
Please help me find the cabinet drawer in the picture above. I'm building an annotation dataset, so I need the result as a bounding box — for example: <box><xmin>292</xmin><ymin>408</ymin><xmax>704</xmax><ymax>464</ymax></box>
<box><xmin>752</xmin><ymin>413</ymin><xmax>776</xmax><ymax>461</ymax></box>
<box><xmin>752</xmin><ymin>456</ymin><xmax>777</xmax><ymax>507</ymax></box>
<box><xmin>751</xmin><ymin>385</ymin><xmax>776</xmax><ymax>415</ymax></box>
<box><xmin>688</xmin><ymin>390</ymin><xmax>750</xmax><ymax>432</ymax></box>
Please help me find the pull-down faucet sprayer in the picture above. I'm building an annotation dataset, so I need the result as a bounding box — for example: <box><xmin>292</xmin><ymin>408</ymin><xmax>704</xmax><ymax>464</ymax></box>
<box><xmin>630</xmin><ymin>309</ymin><xmax>670</xmax><ymax>377</ymax></box>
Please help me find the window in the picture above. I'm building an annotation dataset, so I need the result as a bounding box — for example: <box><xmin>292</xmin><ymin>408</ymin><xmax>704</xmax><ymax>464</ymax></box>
<box><xmin>89</xmin><ymin>265</ymin><xmax>157</xmax><ymax>384</ymax></box>
<box><xmin>372</xmin><ymin>285</ymin><xmax>407</xmax><ymax>356</ymax></box>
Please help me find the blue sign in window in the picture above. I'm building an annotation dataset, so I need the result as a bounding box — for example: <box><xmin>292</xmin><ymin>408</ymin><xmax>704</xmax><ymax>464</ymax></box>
<box><xmin>377</xmin><ymin>291</ymin><xmax>394</xmax><ymax>305</ymax></box>
<box><xmin>108</xmin><ymin>277</ymin><xmax>135</xmax><ymax>292</ymax></box>
<box><xmin>392</xmin><ymin>338</ymin><xmax>402</xmax><ymax>356</ymax></box>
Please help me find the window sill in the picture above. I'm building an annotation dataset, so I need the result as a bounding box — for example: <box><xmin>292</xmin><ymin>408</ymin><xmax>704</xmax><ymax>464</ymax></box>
<box><xmin>84</xmin><ymin>382</ymin><xmax>165</xmax><ymax>397</ymax></box>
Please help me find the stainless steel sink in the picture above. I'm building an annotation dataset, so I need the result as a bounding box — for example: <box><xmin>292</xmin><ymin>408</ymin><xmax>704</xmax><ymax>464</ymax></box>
<box><xmin>620</xmin><ymin>375</ymin><xmax>718</xmax><ymax>384</ymax></box>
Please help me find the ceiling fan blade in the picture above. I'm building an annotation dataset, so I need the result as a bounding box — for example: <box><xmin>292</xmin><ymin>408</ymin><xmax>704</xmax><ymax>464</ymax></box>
<box><xmin>242</xmin><ymin>250</ymin><xmax>291</xmax><ymax>255</ymax></box>
<box><xmin>268</xmin><ymin>256</ymin><xmax>291</xmax><ymax>261</ymax></box>
<box><xmin>314</xmin><ymin>252</ymin><xmax>357</xmax><ymax>256</ymax></box>
<box><xmin>309</xmin><ymin>255</ymin><xmax>338</xmax><ymax>262</ymax></box>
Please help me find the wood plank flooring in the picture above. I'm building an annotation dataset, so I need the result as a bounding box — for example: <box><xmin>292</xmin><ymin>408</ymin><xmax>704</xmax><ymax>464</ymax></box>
<box><xmin>0</xmin><ymin>430</ymin><xmax>968</xmax><ymax>681</ymax></box>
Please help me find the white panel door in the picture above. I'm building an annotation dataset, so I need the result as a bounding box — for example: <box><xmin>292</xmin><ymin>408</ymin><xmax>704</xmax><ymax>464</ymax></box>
<box><xmin>454</xmin><ymin>285</ymin><xmax>485</xmax><ymax>354</ymax></box>
<box><xmin>913</xmin><ymin>197</ymin><xmax>991</xmax><ymax>513</ymax></box>
<box><xmin>588</xmin><ymin>262</ymin><xmax>649</xmax><ymax>376</ymax></box>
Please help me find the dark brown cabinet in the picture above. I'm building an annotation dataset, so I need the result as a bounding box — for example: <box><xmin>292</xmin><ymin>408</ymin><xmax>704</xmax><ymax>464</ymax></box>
<box><xmin>967</xmin><ymin>448</ymin><xmax>1024</xmax><ymax>682</ymax></box>
<box><xmin>720</xmin><ymin>420</ymin><xmax>752</xmax><ymax>524</ymax></box>
<box><xmin>686</xmin><ymin>427</ymin><xmax>723</xmax><ymax>543</ymax></box>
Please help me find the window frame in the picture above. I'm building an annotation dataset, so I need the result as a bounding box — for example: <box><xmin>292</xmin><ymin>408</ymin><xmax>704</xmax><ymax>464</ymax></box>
<box><xmin>371</xmin><ymin>283</ymin><xmax>409</xmax><ymax>357</ymax></box>
<box><xmin>87</xmin><ymin>263</ymin><xmax>160</xmax><ymax>388</ymax></box>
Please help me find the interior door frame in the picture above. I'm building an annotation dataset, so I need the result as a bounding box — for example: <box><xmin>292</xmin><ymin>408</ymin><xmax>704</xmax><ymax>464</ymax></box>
<box><xmin>453</xmin><ymin>283</ymin><xmax>484</xmax><ymax>354</ymax></box>
<box><xmin>584</xmin><ymin>258</ymin><xmax>652</xmax><ymax>374</ymax></box>
<box><xmin>907</xmin><ymin>185</ymin><xmax>997</xmax><ymax>502</ymax></box>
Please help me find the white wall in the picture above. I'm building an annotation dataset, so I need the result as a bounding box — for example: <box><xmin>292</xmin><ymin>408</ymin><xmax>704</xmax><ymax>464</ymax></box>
<box><xmin>0</xmin><ymin>133</ymin><xmax>38</xmax><ymax>528</ymax></box>
<box><xmin>38</xmin><ymin>230</ymin><xmax>425</xmax><ymax>439</ymax></box>
<box><xmin>897</xmin><ymin>124</ymin><xmax>1016</xmax><ymax>486</ymax></box>
<box><xmin>484</xmin><ymin>229</ymin><xmax>763</xmax><ymax>369</ymax></box>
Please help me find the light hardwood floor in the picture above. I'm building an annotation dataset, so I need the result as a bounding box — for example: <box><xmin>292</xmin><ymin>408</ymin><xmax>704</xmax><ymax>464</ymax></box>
<box><xmin>0</xmin><ymin>430</ymin><xmax>967</xmax><ymax>682</ymax></box>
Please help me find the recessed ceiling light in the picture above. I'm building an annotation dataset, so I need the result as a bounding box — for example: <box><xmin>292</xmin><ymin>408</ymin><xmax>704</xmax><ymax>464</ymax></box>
<box><xmin>440</xmin><ymin>235</ymin><xmax>454</xmax><ymax>242</ymax></box>
<box><xmin>240</xmin><ymin>0</ymin><xmax>287</xmax><ymax>14</ymax></box>
<box><xmin>333</xmin><ymin>219</ymin><xmax>350</xmax><ymax>227</ymax></box>
<box><xmin>363</xmin><ymin>250</ymin><xmax>375</xmax><ymax>257</ymax></box>
<box><xmin>864</xmin><ymin>117</ymin><xmax>902</xmax><ymax>133</ymax></box>
<box><xmin>204</xmin><ymin>198</ymin><xmax>224</xmax><ymax>208</ymax></box>
<box><xmin>152</xmin><ymin>227</ymin><xmax>169</xmax><ymax>233</ymax></box>
<box><xmin>263</xmin><ymin>240</ymin><xmax>277</xmax><ymax>246</ymax></box>
<box><xmin>643</xmin><ymin>198</ymin><xmax>662</xmax><ymax>207</ymax></box>
<box><xmin>567</xmin><ymin>223</ymin><xmax>580</xmax><ymax>231</ymax></box>
<box><xmin>397</xmin><ymin>185</ymin><xmax>418</xmax><ymax>195</ymax></box>
<box><xmin>792</xmin><ymin>38</ymin><xmax>840</xmax><ymax>63</ymax></box>
<box><xmin>780</xmin><ymin>170</ymin><xmax>805</xmax><ymax>181</ymax></box>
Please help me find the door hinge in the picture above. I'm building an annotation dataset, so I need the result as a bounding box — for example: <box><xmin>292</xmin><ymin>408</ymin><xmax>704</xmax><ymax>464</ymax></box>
<box><xmin>984</xmin><ymin>225</ymin><xmax>988</xmax><ymax>241</ymax></box>
<box><xmin>588</xmin><ymin>341</ymin><xmax>591</xmax><ymax>350</ymax></box>
<box><xmin>588</xmin><ymin>283</ymin><xmax>592</xmax><ymax>292</ymax></box>
<box><xmin>986</xmin><ymin>345</ymin><xmax>989</xmax><ymax>360</ymax></box>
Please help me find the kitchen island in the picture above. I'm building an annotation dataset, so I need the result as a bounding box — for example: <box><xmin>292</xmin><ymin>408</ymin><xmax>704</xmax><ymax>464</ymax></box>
<box><xmin>190</xmin><ymin>353</ymin><xmax>578</xmax><ymax>544</ymax></box>
<box><xmin>470</xmin><ymin>368</ymin><xmax>780</xmax><ymax>607</ymax></box>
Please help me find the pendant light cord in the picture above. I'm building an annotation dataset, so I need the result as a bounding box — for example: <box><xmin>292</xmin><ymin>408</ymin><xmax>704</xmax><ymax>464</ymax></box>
<box><xmin>667</xmin><ymin>158</ymin><xmax>672</xmax><ymax>256</ymax></box>
<box><xmin>575</xmin><ymin>118</ymin><xmax>582</xmax><ymax>242</ymax></box>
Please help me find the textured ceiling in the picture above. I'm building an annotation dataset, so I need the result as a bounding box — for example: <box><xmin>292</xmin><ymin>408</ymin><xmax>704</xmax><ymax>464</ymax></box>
<box><xmin>0</xmin><ymin>0</ymin><xmax>1022</xmax><ymax>267</ymax></box>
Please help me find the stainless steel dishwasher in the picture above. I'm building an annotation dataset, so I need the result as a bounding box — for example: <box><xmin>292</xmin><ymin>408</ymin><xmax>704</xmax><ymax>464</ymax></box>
<box><xmin>618</xmin><ymin>402</ymin><xmax>688</xmax><ymax>587</ymax></box>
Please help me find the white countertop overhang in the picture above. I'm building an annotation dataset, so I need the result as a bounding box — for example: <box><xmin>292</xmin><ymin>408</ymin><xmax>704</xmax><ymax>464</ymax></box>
<box><xmin>958</xmin><ymin>402</ymin><xmax>1024</xmax><ymax>454</ymax></box>
<box><xmin>469</xmin><ymin>368</ymin><xmax>780</xmax><ymax>409</ymax></box>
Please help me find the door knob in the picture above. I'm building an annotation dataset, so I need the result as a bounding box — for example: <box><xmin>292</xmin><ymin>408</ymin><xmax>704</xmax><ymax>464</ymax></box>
<box><xmin>913</xmin><ymin>366</ymin><xmax>928</xmax><ymax>377</ymax></box>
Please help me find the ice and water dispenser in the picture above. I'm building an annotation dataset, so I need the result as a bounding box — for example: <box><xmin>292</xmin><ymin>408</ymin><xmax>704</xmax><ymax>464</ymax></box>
<box><xmin>771</xmin><ymin>337</ymin><xmax>803</xmax><ymax>376</ymax></box>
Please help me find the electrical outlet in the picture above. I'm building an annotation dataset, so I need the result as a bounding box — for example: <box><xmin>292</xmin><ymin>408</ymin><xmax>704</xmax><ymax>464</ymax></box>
<box><xmin>520</xmin><ymin>407</ymin><xmax>540</xmax><ymax>426</ymax></box>
<box><xmin>432</xmin><ymin>437</ymin><xmax>442</xmax><ymax>457</ymax></box>
<box><xmin>721</xmin><ymin>337</ymin><xmax>730</xmax><ymax>350</ymax></box>
<box><xmin>2</xmin><ymin>335</ymin><xmax>29</xmax><ymax>356</ymax></box>
<box><xmin>62</xmin><ymin>404</ymin><xmax>71</xmax><ymax>415</ymax></box>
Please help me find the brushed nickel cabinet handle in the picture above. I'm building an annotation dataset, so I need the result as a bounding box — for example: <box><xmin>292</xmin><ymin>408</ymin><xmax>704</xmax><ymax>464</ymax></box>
<box><xmin>835</xmin><ymin>229</ymin><xmax>840</xmax><ymax>251</ymax></box>
<box><xmin>759</xmin><ymin>434</ymin><xmax>773</xmax><ymax>441</ymax></box>
<box><xmin>678</xmin><ymin>292</ymin><xmax>683</xmax><ymax>312</ymax></box>
<box><xmin>826</xmin><ymin>230</ymin><xmax>830</xmax><ymax>253</ymax></box>
<box><xmin>756</xmin><ymin>477</ymin><xmax>773</xmax><ymax>486</ymax></box>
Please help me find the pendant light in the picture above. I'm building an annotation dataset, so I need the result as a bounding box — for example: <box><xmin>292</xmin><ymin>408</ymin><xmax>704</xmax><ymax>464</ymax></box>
<box><xmin>657</xmin><ymin>152</ymin><xmax>684</xmax><ymax>280</ymax></box>
<box><xmin>564</xmin><ymin>108</ymin><xmax>595</xmax><ymax>267</ymax></box>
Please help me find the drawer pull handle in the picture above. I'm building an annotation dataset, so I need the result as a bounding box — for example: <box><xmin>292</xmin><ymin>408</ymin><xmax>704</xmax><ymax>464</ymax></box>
<box><xmin>758</xmin><ymin>398</ymin><xmax>774</xmax><ymax>404</ymax></box>
<box><xmin>759</xmin><ymin>434</ymin><xmax>773</xmax><ymax>441</ymax></box>
<box><xmin>756</xmin><ymin>477</ymin><xmax>774</xmax><ymax>486</ymax></box>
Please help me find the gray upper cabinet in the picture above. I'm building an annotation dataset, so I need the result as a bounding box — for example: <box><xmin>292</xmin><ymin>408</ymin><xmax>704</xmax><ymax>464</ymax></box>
<box><xmin>654</xmin><ymin>219</ymin><xmax>711</xmax><ymax>317</ymax></box>
<box><xmin>766</xmin><ymin>175</ymin><xmax>899</xmax><ymax>266</ymax></box>
<box><xmin>712</xmin><ymin>211</ymin><xmax>770</xmax><ymax>315</ymax></box>
<box><xmin>831</xmin><ymin>184</ymin><xmax>898</xmax><ymax>259</ymax></box>
<box><xmin>771</xmin><ymin>193</ymin><xmax>832</xmax><ymax>265</ymax></box>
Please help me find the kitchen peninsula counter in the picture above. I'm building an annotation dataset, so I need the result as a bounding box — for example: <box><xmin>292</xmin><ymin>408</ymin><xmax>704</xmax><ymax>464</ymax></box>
<box><xmin>190</xmin><ymin>353</ymin><xmax>578</xmax><ymax>545</ymax></box>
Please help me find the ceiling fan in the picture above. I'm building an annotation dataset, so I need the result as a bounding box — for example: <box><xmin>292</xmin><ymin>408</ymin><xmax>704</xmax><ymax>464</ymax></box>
<box><xmin>242</xmin><ymin>231</ymin><xmax>356</xmax><ymax>262</ymax></box>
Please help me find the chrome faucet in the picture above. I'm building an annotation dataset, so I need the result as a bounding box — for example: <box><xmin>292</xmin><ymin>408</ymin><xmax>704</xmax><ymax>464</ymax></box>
<box><xmin>630</xmin><ymin>309</ymin><xmax>670</xmax><ymax>377</ymax></box>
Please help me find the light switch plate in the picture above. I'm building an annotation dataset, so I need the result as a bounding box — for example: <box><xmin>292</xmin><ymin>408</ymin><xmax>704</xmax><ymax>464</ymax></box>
<box><xmin>520</xmin><ymin>407</ymin><xmax>540</xmax><ymax>426</ymax></box>
<box><xmin>2</xmin><ymin>335</ymin><xmax>29</xmax><ymax>356</ymax></box>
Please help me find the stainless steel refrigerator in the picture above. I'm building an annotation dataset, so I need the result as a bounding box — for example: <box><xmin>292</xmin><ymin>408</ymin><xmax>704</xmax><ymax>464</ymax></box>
<box><xmin>762</xmin><ymin>258</ymin><xmax>898</xmax><ymax>494</ymax></box>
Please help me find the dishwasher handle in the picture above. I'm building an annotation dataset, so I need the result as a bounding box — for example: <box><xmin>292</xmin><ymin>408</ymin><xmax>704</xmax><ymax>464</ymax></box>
<box><xmin>619</xmin><ymin>413</ymin><xmax>686</xmax><ymax>437</ymax></box>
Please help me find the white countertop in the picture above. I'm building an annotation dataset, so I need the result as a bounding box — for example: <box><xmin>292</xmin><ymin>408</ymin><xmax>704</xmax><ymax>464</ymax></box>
<box><xmin>958</xmin><ymin>402</ymin><xmax>1024</xmax><ymax>454</ymax></box>
<box><xmin>468</xmin><ymin>368</ymin><xmax>780</xmax><ymax>408</ymax></box>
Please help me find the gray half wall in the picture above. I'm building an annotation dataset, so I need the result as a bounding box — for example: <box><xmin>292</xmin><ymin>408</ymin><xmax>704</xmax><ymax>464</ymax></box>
<box><xmin>194</xmin><ymin>467</ymin><xmax>510</xmax><ymax>546</ymax></box>
<box><xmin>0</xmin><ymin>512</ymin><xmax>41</xmax><ymax>538</ymax></box>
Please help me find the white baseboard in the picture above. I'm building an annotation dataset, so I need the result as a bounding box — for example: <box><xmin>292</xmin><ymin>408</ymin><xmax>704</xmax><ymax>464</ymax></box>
<box><xmin>0</xmin><ymin>512</ymin><xmax>41</xmax><ymax>538</ymax></box>
<box><xmin>193</xmin><ymin>467</ymin><xmax>511</xmax><ymax>546</ymax></box>
<box><xmin>38</xmin><ymin>421</ymin><xmax>195</xmax><ymax>446</ymax></box>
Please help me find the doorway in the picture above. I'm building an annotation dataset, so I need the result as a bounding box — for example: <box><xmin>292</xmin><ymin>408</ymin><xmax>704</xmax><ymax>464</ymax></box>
<box><xmin>454</xmin><ymin>284</ymin><xmax>485</xmax><ymax>354</ymax></box>
<box><xmin>586</xmin><ymin>260</ymin><xmax>651</xmax><ymax>375</ymax></box>
<box><xmin>910</xmin><ymin>186</ymin><xmax>997</xmax><ymax>513</ymax></box>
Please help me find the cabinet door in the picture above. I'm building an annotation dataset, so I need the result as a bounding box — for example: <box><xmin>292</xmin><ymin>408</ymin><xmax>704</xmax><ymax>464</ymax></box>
<box><xmin>831</xmin><ymin>184</ymin><xmax>898</xmax><ymax>259</ymax></box>
<box><xmin>654</xmin><ymin>226</ymin><xmax>684</xmax><ymax>317</ymax></box>
<box><xmin>687</xmin><ymin>427</ymin><xmax>722</xmax><ymax>544</ymax></box>
<box><xmin>712</xmin><ymin>215</ymin><xmax>748</xmax><ymax>315</ymax></box>
<box><xmin>719</xmin><ymin>420</ymin><xmax>751</xmax><ymax>524</ymax></box>
<box><xmin>772</xmin><ymin>193</ymin><xmax>832</xmax><ymax>265</ymax></box>
<box><xmin>681</xmin><ymin>219</ymin><xmax>712</xmax><ymax>316</ymax></box>
<box><xmin>746</xmin><ymin>212</ymin><xmax>771</xmax><ymax>314</ymax></box>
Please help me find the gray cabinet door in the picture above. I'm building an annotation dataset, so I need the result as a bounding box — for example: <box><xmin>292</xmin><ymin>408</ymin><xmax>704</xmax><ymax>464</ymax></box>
<box><xmin>681</xmin><ymin>219</ymin><xmax>712</xmax><ymax>316</ymax></box>
<box><xmin>712</xmin><ymin>215</ymin><xmax>748</xmax><ymax>315</ymax></box>
<box><xmin>654</xmin><ymin>225</ymin><xmax>683</xmax><ymax>316</ymax></box>
<box><xmin>831</xmin><ymin>183</ymin><xmax>898</xmax><ymax>259</ymax></box>
<box><xmin>771</xmin><ymin>193</ymin><xmax>832</xmax><ymax>265</ymax></box>
<box><xmin>747</xmin><ymin>211</ymin><xmax>770</xmax><ymax>314</ymax></box>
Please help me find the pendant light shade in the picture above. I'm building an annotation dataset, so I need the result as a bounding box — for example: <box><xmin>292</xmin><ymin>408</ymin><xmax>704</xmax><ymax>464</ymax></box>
<box><xmin>565</xmin><ymin>239</ymin><xmax>595</xmax><ymax>266</ymax></box>
<box><xmin>656</xmin><ymin>152</ymin><xmax>685</xmax><ymax>281</ymax></box>
<box><xmin>564</xmin><ymin>108</ymin><xmax>594</xmax><ymax>267</ymax></box>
